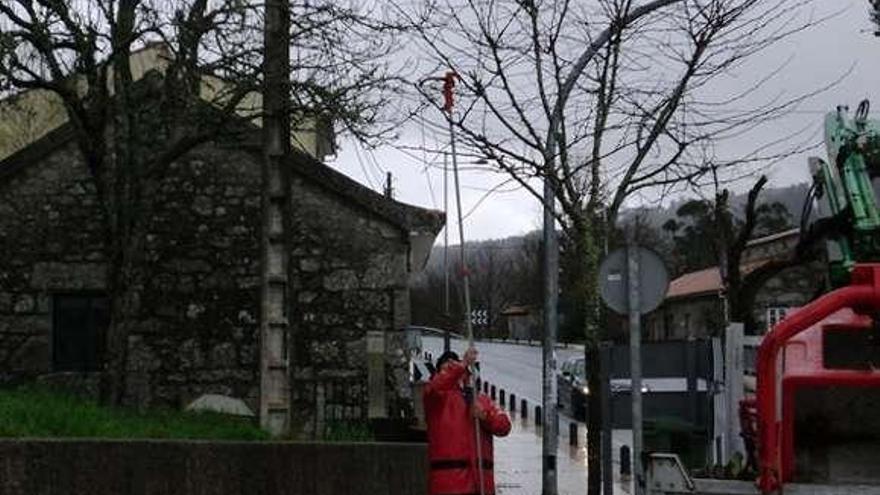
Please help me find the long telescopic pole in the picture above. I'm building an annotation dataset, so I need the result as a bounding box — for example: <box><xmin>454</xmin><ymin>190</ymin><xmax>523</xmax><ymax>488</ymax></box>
<box><xmin>444</xmin><ymin>71</ymin><xmax>483</xmax><ymax>495</ymax></box>
<box><xmin>444</xmin><ymin>152</ymin><xmax>451</xmax><ymax>352</ymax></box>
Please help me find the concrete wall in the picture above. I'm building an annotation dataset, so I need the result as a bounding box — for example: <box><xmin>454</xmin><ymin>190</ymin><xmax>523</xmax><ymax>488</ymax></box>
<box><xmin>0</xmin><ymin>439</ymin><xmax>427</xmax><ymax>495</ymax></box>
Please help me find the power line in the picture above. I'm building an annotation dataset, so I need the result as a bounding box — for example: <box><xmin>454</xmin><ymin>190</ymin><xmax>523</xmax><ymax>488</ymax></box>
<box><xmin>352</xmin><ymin>144</ymin><xmax>378</xmax><ymax>190</ymax></box>
<box><xmin>421</xmin><ymin>116</ymin><xmax>439</xmax><ymax>209</ymax></box>
<box><xmin>365</xmin><ymin>148</ymin><xmax>387</xmax><ymax>186</ymax></box>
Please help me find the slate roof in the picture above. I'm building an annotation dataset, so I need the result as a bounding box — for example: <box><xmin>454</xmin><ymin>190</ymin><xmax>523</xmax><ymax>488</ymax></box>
<box><xmin>0</xmin><ymin>43</ymin><xmax>444</xmax><ymax>237</ymax></box>
<box><xmin>282</xmin><ymin>147</ymin><xmax>444</xmax><ymax>235</ymax></box>
<box><xmin>0</xmin><ymin>120</ymin><xmax>445</xmax><ymax>237</ymax></box>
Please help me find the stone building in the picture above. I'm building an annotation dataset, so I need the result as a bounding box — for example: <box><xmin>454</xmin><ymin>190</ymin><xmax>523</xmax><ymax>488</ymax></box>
<box><xmin>645</xmin><ymin>228</ymin><xmax>825</xmax><ymax>340</ymax></box>
<box><xmin>501</xmin><ymin>305</ymin><xmax>542</xmax><ymax>341</ymax></box>
<box><xmin>0</xmin><ymin>98</ymin><xmax>443</xmax><ymax>437</ymax></box>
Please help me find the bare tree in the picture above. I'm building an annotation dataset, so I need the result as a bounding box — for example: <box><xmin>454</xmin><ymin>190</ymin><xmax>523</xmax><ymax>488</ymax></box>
<box><xmin>871</xmin><ymin>0</ymin><xmax>880</xmax><ymax>35</ymax></box>
<box><xmin>411</xmin><ymin>234</ymin><xmax>543</xmax><ymax>334</ymax></box>
<box><xmin>401</xmin><ymin>0</ymin><xmax>823</xmax><ymax>492</ymax></box>
<box><xmin>0</xmin><ymin>0</ymin><xmax>404</xmax><ymax>405</ymax></box>
<box><xmin>715</xmin><ymin>176</ymin><xmax>826</xmax><ymax>333</ymax></box>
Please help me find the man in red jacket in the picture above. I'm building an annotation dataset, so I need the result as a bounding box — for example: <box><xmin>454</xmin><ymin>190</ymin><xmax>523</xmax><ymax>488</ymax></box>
<box><xmin>423</xmin><ymin>347</ymin><xmax>511</xmax><ymax>495</ymax></box>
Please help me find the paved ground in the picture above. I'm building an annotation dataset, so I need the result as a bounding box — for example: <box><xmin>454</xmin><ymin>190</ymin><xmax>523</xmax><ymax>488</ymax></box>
<box><xmin>494</xmin><ymin>415</ymin><xmax>634</xmax><ymax>495</ymax></box>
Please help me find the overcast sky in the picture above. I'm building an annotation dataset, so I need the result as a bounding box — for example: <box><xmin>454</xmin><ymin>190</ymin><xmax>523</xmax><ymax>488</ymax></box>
<box><xmin>328</xmin><ymin>0</ymin><xmax>880</xmax><ymax>242</ymax></box>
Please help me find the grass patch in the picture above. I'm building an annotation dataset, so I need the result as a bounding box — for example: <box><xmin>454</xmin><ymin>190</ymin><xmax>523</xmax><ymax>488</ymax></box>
<box><xmin>0</xmin><ymin>386</ymin><xmax>269</xmax><ymax>441</ymax></box>
<box><xmin>321</xmin><ymin>420</ymin><xmax>374</xmax><ymax>442</ymax></box>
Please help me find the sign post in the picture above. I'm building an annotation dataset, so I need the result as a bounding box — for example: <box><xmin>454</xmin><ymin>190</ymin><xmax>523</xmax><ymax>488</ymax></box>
<box><xmin>598</xmin><ymin>245</ymin><xmax>668</xmax><ymax>495</ymax></box>
<box><xmin>627</xmin><ymin>240</ymin><xmax>644</xmax><ymax>495</ymax></box>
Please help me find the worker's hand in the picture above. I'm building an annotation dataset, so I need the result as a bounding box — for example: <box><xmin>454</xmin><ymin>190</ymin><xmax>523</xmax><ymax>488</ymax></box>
<box><xmin>472</xmin><ymin>401</ymin><xmax>488</xmax><ymax>421</ymax></box>
<box><xmin>463</xmin><ymin>346</ymin><xmax>478</xmax><ymax>367</ymax></box>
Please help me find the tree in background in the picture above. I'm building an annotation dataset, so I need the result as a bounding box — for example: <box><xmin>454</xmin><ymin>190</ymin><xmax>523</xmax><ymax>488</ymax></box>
<box><xmin>0</xmin><ymin>0</ymin><xmax>404</xmax><ymax>405</ymax></box>
<box><xmin>404</xmin><ymin>0</ymin><xmax>822</xmax><ymax>489</ymax></box>
<box><xmin>871</xmin><ymin>0</ymin><xmax>880</xmax><ymax>35</ymax></box>
<box><xmin>411</xmin><ymin>233</ymin><xmax>543</xmax><ymax>336</ymax></box>
<box><xmin>662</xmin><ymin>175</ymin><xmax>827</xmax><ymax>333</ymax></box>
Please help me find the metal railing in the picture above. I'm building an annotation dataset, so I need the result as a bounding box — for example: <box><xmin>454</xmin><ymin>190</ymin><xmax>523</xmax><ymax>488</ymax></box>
<box><xmin>310</xmin><ymin>376</ymin><xmax>367</xmax><ymax>438</ymax></box>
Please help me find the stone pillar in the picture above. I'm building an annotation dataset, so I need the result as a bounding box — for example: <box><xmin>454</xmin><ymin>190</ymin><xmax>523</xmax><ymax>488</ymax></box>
<box><xmin>725</xmin><ymin>323</ymin><xmax>745</xmax><ymax>461</ymax></box>
<box><xmin>367</xmin><ymin>330</ymin><xmax>387</xmax><ymax>418</ymax></box>
<box><xmin>259</xmin><ymin>0</ymin><xmax>292</xmax><ymax>437</ymax></box>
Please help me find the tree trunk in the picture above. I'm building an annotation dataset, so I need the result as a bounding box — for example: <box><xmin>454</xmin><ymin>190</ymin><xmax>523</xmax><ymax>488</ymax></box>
<box><xmin>586</xmin><ymin>340</ymin><xmax>602</xmax><ymax>495</ymax></box>
<box><xmin>101</xmin><ymin>230</ymin><xmax>146</xmax><ymax>406</ymax></box>
<box><xmin>569</xmin><ymin>216</ymin><xmax>603</xmax><ymax>495</ymax></box>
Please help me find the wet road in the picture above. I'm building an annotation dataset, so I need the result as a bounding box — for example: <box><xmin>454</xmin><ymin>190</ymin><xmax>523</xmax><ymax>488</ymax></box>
<box><xmin>421</xmin><ymin>336</ymin><xmax>583</xmax><ymax>413</ymax></box>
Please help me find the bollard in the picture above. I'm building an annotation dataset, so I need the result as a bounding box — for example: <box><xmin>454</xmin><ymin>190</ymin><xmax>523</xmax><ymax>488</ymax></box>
<box><xmin>476</xmin><ymin>378</ymin><xmax>481</xmax><ymax>391</ymax></box>
<box><xmin>483</xmin><ymin>381</ymin><xmax>489</xmax><ymax>394</ymax></box>
<box><xmin>535</xmin><ymin>405</ymin><xmax>543</xmax><ymax>426</ymax></box>
<box><xmin>509</xmin><ymin>393</ymin><xmax>516</xmax><ymax>411</ymax></box>
<box><xmin>499</xmin><ymin>389</ymin><xmax>506</xmax><ymax>407</ymax></box>
<box><xmin>521</xmin><ymin>399</ymin><xmax>527</xmax><ymax>419</ymax></box>
<box><xmin>569</xmin><ymin>422</ymin><xmax>578</xmax><ymax>447</ymax></box>
<box><xmin>620</xmin><ymin>445</ymin><xmax>632</xmax><ymax>476</ymax></box>
<box><xmin>490</xmin><ymin>385</ymin><xmax>496</xmax><ymax>401</ymax></box>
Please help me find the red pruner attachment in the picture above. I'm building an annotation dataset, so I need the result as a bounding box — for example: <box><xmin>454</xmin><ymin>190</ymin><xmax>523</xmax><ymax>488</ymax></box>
<box><xmin>442</xmin><ymin>71</ymin><xmax>458</xmax><ymax>113</ymax></box>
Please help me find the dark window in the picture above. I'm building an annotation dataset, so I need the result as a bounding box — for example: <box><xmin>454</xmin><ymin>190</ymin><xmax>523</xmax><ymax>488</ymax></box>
<box><xmin>664</xmin><ymin>313</ymin><xmax>674</xmax><ymax>340</ymax></box>
<box><xmin>52</xmin><ymin>294</ymin><xmax>109</xmax><ymax>371</ymax></box>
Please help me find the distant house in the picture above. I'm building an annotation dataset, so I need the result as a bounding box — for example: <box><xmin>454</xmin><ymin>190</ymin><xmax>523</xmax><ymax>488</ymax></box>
<box><xmin>646</xmin><ymin>229</ymin><xmax>825</xmax><ymax>340</ymax></box>
<box><xmin>0</xmin><ymin>45</ymin><xmax>444</xmax><ymax>437</ymax></box>
<box><xmin>501</xmin><ymin>305</ymin><xmax>542</xmax><ymax>341</ymax></box>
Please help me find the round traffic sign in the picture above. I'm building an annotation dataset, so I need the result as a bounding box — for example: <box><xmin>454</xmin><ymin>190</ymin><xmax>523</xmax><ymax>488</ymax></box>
<box><xmin>598</xmin><ymin>246</ymin><xmax>669</xmax><ymax>315</ymax></box>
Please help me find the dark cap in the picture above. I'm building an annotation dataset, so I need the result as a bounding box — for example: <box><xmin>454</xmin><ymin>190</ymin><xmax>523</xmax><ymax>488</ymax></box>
<box><xmin>435</xmin><ymin>350</ymin><xmax>460</xmax><ymax>370</ymax></box>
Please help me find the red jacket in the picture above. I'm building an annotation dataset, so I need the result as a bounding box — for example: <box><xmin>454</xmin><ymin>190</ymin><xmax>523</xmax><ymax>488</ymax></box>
<box><xmin>423</xmin><ymin>361</ymin><xmax>511</xmax><ymax>495</ymax></box>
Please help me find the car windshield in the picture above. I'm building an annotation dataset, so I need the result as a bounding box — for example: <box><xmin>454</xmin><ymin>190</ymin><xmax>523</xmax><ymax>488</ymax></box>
<box><xmin>574</xmin><ymin>359</ymin><xmax>585</xmax><ymax>379</ymax></box>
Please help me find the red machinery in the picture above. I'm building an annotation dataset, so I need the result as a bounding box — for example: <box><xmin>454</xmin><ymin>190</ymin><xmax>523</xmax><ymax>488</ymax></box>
<box><xmin>643</xmin><ymin>105</ymin><xmax>880</xmax><ymax>495</ymax></box>
<box><xmin>754</xmin><ymin>102</ymin><xmax>880</xmax><ymax>492</ymax></box>
<box><xmin>755</xmin><ymin>264</ymin><xmax>880</xmax><ymax>492</ymax></box>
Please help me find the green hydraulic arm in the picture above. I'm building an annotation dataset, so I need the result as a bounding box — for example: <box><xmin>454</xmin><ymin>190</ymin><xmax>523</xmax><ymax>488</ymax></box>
<box><xmin>810</xmin><ymin>100</ymin><xmax>880</xmax><ymax>287</ymax></box>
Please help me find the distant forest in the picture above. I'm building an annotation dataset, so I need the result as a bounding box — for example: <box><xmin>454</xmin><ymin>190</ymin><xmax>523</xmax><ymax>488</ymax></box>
<box><xmin>410</xmin><ymin>182</ymin><xmax>811</xmax><ymax>341</ymax></box>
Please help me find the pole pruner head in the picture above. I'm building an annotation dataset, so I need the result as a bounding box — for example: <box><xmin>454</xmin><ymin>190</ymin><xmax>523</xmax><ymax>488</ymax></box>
<box><xmin>442</xmin><ymin>71</ymin><xmax>459</xmax><ymax>113</ymax></box>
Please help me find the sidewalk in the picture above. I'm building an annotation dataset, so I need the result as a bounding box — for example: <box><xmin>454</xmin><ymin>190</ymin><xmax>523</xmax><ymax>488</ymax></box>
<box><xmin>494</xmin><ymin>415</ymin><xmax>634</xmax><ymax>495</ymax></box>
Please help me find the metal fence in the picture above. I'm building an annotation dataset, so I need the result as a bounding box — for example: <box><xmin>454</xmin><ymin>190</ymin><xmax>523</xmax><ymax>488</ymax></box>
<box><xmin>310</xmin><ymin>376</ymin><xmax>367</xmax><ymax>438</ymax></box>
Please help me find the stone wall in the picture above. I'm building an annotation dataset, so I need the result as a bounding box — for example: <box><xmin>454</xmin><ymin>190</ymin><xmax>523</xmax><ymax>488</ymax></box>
<box><xmin>646</xmin><ymin>297</ymin><xmax>722</xmax><ymax>340</ymax></box>
<box><xmin>0</xmin><ymin>138</ymin><xmax>107</xmax><ymax>382</ymax></box>
<box><xmin>0</xmin><ymin>439</ymin><xmax>427</xmax><ymax>495</ymax></box>
<box><xmin>289</xmin><ymin>174</ymin><xmax>413</xmax><ymax>435</ymax></box>
<box><xmin>0</xmin><ymin>137</ymin><xmax>264</xmax><ymax>410</ymax></box>
<box><xmin>0</xmin><ymin>131</ymin><xmax>422</xmax><ymax>429</ymax></box>
<box><xmin>131</xmin><ymin>142</ymin><xmax>264</xmax><ymax>409</ymax></box>
<box><xmin>753</xmin><ymin>261</ymin><xmax>825</xmax><ymax>332</ymax></box>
